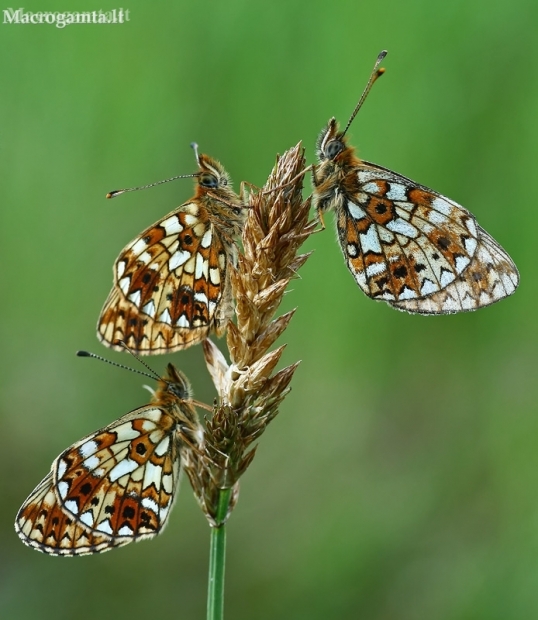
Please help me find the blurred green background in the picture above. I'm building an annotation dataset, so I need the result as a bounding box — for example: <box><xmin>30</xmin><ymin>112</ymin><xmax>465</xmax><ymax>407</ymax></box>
<box><xmin>2</xmin><ymin>1</ymin><xmax>537</xmax><ymax>618</ymax></box>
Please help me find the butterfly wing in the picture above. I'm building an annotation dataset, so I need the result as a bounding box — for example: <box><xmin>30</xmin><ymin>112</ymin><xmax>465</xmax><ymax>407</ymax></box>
<box><xmin>52</xmin><ymin>406</ymin><xmax>182</xmax><ymax>546</ymax></box>
<box><xmin>391</xmin><ymin>225</ymin><xmax>519</xmax><ymax>314</ymax></box>
<box><xmin>15</xmin><ymin>472</ymin><xmax>117</xmax><ymax>555</ymax></box>
<box><xmin>98</xmin><ymin>201</ymin><xmax>231</xmax><ymax>353</ymax></box>
<box><xmin>15</xmin><ymin>405</ymin><xmax>183</xmax><ymax>555</ymax></box>
<box><xmin>336</xmin><ymin>161</ymin><xmax>518</xmax><ymax>312</ymax></box>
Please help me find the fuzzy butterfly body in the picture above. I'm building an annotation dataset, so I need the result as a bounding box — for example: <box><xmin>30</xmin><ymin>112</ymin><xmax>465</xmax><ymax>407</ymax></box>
<box><xmin>98</xmin><ymin>153</ymin><xmax>246</xmax><ymax>354</ymax></box>
<box><xmin>312</xmin><ymin>53</ymin><xmax>518</xmax><ymax>314</ymax></box>
<box><xmin>15</xmin><ymin>364</ymin><xmax>203</xmax><ymax>556</ymax></box>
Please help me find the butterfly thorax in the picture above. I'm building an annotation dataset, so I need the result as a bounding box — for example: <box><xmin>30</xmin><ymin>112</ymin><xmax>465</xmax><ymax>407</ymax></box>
<box><xmin>314</xmin><ymin>154</ymin><xmax>364</xmax><ymax>214</ymax></box>
<box><xmin>196</xmin><ymin>186</ymin><xmax>246</xmax><ymax>237</ymax></box>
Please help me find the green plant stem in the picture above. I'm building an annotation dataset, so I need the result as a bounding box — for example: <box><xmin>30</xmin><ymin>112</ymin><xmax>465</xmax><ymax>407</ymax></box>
<box><xmin>207</xmin><ymin>488</ymin><xmax>232</xmax><ymax>620</ymax></box>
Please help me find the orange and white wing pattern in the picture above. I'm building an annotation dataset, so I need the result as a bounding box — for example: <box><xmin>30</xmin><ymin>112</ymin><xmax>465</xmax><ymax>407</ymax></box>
<box><xmin>390</xmin><ymin>225</ymin><xmax>519</xmax><ymax>314</ymax></box>
<box><xmin>334</xmin><ymin>162</ymin><xmax>519</xmax><ymax>313</ymax></box>
<box><xmin>15</xmin><ymin>473</ymin><xmax>116</xmax><ymax>556</ymax></box>
<box><xmin>98</xmin><ymin>202</ymin><xmax>230</xmax><ymax>353</ymax></box>
<box><xmin>97</xmin><ymin>153</ymin><xmax>246</xmax><ymax>354</ymax></box>
<box><xmin>313</xmin><ymin>52</ymin><xmax>519</xmax><ymax>314</ymax></box>
<box><xmin>15</xmin><ymin>364</ymin><xmax>202</xmax><ymax>556</ymax></box>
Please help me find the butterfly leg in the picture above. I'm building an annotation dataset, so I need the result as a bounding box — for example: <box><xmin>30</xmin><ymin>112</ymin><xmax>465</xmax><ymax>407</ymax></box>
<box><xmin>240</xmin><ymin>180</ymin><xmax>261</xmax><ymax>197</ymax></box>
<box><xmin>311</xmin><ymin>163</ymin><xmax>321</xmax><ymax>189</ymax></box>
<box><xmin>316</xmin><ymin>207</ymin><xmax>326</xmax><ymax>230</ymax></box>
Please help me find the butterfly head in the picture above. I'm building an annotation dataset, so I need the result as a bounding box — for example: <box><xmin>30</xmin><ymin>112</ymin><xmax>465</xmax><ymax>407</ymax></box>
<box><xmin>158</xmin><ymin>363</ymin><xmax>193</xmax><ymax>402</ymax></box>
<box><xmin>196</xmin><ymin>153</ymin><xmax>232</xmax><ymax>191</ymax></box>
<box><xmin>317</xmin><ymin>118</ymin><xmax>352</xmax><ymax>164</ymax></box>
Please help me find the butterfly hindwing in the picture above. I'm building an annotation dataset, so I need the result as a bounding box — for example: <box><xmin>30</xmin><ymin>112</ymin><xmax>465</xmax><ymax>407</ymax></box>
<box><xmin>98</xmin><ymin>203</ymin><xmax>231</xmax><ymax>353</ymax></box>
<box><xmin>337</xmin><ymin>162</ymin><xmax>487</xmax><ymax>306</ymax></box>
<box><xmin>390</xmin><ymin>225</ymin><xmax>519</xmax><ymax>314</ymax></box>
<box><xmin>15</xmin><ymin>473</ymin><xmax>118</xmax><ymax>556</ymax></box>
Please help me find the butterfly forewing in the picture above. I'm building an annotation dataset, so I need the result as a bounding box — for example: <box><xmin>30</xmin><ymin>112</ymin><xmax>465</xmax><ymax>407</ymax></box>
<box><xmin>97</xmin><ymin>153</ymin><xmax>245</xmax><ymax>354</ymax></box>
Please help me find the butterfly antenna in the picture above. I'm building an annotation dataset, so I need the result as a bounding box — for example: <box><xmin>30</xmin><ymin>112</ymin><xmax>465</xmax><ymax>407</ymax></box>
<box><xmin>76</xmin><ymin>350</ymin><xmax>158</xmax><ymax>381</ymax></box>
<box><xmin>341</xmin><ymin>50</ymin><xmax>388</xmax><ymax>138</ymax></box>
<box><xmin>116</xmin><ymin>341</ymin><xmax>162</xmax><ymax>381</ymax></box>
<box><xmin>106</xmin><ymin>173</ymin><xmax>200</xmax><ymax>199</ymax></box>
<box><xmin>190</xmin><ymin>141</ymin><xmax>200</xmax><ymax>165</ymax></box>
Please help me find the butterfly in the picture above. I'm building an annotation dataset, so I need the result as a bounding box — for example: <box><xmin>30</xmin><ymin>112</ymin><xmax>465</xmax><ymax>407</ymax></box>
<box><xmin>312</xmin><ymin>51</ymin><xmax>519</xmax><ymax>314</ymax></box>
<box><xmin>15</xmin><ymin>361</ymin><xmax>203</xmax><ymax>556</ymax></box>
<box><xmin>98</xmin><ymin>146</ymin><xmax>247</xmax><ymax>354</ymax></box>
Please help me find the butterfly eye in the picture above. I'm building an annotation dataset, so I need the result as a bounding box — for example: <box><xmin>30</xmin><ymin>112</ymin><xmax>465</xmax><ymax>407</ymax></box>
<box><xmin>325</xmin><ymin>140</ymin><xmax>344</xmax><ymax>159</ymax></box>
<box><xmin>200</xmin><ymin>174</ymin><xmax>218</xmax><ymax>188</ymax></box>
<box><xmin>168</xmin><ymin>382</ymin><xmax>188</xmax><ymax>399</ymax></box>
